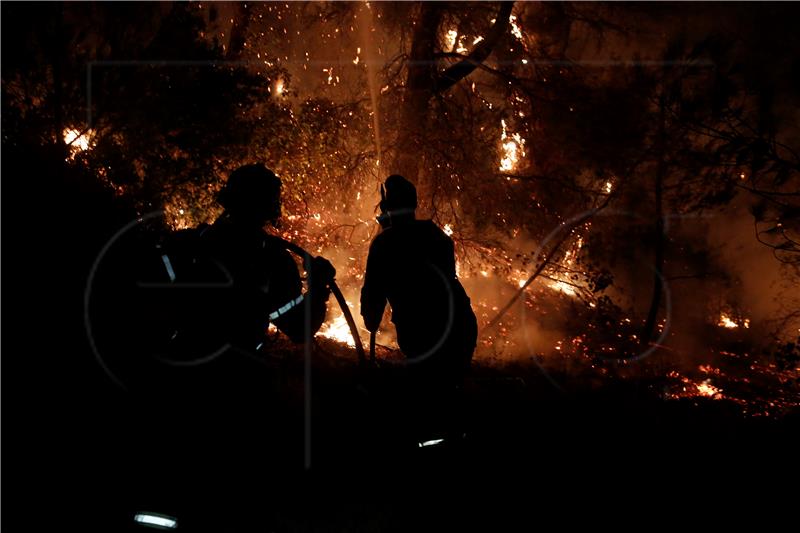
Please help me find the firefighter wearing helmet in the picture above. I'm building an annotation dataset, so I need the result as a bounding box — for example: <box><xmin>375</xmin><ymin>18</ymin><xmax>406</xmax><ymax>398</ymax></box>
<box><xmin>361</xmin><ymin>175</ymin><xmax>478</xmax><ymax>385</ymax></box>
<box><xmin>204</xmin><ymin>163</ymin><xmax>336</xmax><ymax>348</ymax></box>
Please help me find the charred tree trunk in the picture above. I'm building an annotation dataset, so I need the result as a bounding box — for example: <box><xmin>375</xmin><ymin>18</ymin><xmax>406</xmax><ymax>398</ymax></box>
<box><xmin>227</xmin><ymin>2</ymin><xmax>251</xmax><ymax>59</ymax></box>
<box><xmin>641</xmin><ymin>94</ymin><xmax>667</xmax><ymax>347</ymax></box>
<box><xmin>51</xmin><ymin>2</ymin><xmax>65</xmax><ymax>150</ymax></box>
<box><xmin>394</xmin><ymin>2</ymin><xmax>443</xmax><ymax>184</ymax></box>
<box><xmin>394</xmin><ymin>2</ymin><xmax>514</xmax><ymax>194</ymax></box>
<box><xmin>433</xmin><ymin>2</ymin><xmax>514</xmax><ymax>94</ymax></box>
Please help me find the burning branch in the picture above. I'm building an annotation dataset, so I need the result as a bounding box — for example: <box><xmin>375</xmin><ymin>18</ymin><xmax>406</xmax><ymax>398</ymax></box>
<box><xmin>483</xmin><ymin>196</ymin><xmax>612</xmax><ymax>334</ymax></box>
<box><xmin>434</xmin><ymin>2</ymin><xmax>515</xmax><ymax>94</ymax></box>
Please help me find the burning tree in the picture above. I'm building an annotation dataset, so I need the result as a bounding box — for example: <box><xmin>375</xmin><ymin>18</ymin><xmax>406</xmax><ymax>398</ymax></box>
<box><xmin>4</xmin><ymin>1</ymin><xmax>798</xmax><ymax>416</ymax></box>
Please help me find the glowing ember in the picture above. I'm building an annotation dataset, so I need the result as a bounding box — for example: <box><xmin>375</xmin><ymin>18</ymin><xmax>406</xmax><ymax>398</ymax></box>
<box><xmin>604</xmin><ymin>180</ymin><xmax>613</xmax><ymax>193</ymax></box>
<box><xmin>274</xmin><ymin>78</ymin><xmax>285</xmax><ymax>95</ymax></box>
<box><xmin>443</xmin><ymin>223</ymin><xmax>454</xmax><ymax>236</ymax></box>
<box><xmin>499</xmin><ymin>119</ymin><xmax>525</xmax><ymax>172</ymax></box>
<box><xmin>665</xmin><ymin>372</ymin><xmax>725</xmax><ymax>401</ymax></box>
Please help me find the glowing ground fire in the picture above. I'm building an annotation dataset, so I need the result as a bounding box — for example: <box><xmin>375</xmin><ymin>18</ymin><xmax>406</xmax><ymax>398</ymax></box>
<box><xmin>718</xmin><ymin>313</ymin><xmax>750</xmax><ymax>329</ymax></box>
<box><xmin>317</xmin><ymin>311</ymin><xmax>357</xmax><ymax>347</ymax></box>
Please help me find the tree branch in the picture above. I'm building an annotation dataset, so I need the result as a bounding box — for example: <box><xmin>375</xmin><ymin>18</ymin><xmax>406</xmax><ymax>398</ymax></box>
<box><xmin>433</xmin><ymin>1</ymin><xmax>514</xmax><ymax>94</ymax></box>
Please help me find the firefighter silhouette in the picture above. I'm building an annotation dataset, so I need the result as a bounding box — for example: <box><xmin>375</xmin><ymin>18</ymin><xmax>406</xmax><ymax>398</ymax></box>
<box><xmin>361</xmin><ymin>174</ymin><xmax>478</xmax><ymax>385</ymax></box>
<box><xmin>193</xmin><ymin>163</ymin><xmax>335</xmax><ymax>351</ymax></box>
<box><xmin>91</xmin><ymin>163</ymin><xmax>336</xmax><ymax>395</ymax></box>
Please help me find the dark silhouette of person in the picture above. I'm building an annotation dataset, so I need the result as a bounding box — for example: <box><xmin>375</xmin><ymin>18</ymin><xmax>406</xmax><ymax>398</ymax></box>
<box><xmin>86</xmin><ymin>164</ymin><xmax>336</xmax><ymax>524</ymax></box>
<box><xmin>193</xmin><ymin>163</ymin><xmax>335</xmax><ymax>350</ymax></box>
<box><xmin>110</xmin><ymin>163</ymin><xmax>336</xmax><ymax>398</ymax></box>
<box><xmin>360</xmin><ymin>174</ymin><xmax>478</xmax><ymax>386</ymax></box>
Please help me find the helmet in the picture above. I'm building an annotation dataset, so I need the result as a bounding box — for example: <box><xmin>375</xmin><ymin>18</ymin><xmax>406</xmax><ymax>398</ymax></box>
<box><xmin>380</xmin><ymin>174</ymin><xmax>417</xmax><ymax>213</ymax></box>
<box><xmin>217</xmin><ymin>164</ymin><xmax>282</xmax><ymax>223</ymax></box>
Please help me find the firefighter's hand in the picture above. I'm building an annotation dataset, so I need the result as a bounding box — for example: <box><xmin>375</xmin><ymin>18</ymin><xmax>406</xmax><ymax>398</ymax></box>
<box><xmin>310</xmin><ymin>256</ymin><xmax>336</xmax><ymax>287</ymax></box>
<box><xmin>363</xmin><ymin>314</ymin><xmax>381</xmax><ymax>333</ymax></box>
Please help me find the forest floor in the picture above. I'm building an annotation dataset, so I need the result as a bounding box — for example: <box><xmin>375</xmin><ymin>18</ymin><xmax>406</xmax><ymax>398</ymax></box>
<box><xmin>10</xmin><ymin>330</ymin><xmax>800</xmax><ymax>532</ymax></box>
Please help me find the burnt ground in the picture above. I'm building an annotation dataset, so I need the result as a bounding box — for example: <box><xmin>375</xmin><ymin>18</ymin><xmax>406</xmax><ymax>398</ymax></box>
<box><xmin>6</xmin><ymin>334</ymin><xmax>798</xmax><ymax>532</ymax></box>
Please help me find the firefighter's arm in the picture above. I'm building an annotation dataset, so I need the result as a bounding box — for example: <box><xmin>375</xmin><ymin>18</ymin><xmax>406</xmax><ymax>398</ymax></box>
<box><xmin>272</xmin><ymin>255</ymin><xmax>334</xmax><ymax>342</ymax></box>
<box><xmin>360</xmin><ymin>241</ymin><xmax>387</xmax><ymax>333</ymax></box>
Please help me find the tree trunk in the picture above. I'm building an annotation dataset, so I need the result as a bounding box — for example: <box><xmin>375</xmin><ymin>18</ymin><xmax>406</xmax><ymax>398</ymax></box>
<box><xmin>393</xmin><ymin>1</ymin><xmax>514</xmax><ymax>197</ymax></box>
<box><xmin>641</xmin><ymin>95</ymin><xmax>667</xmax><ymax>347</ymax></box>
<box><xmin>227</xmin><ymin>2</ymin><xmax>251</xmax><ymax>59</ymax></box>
<box><xmin>393</xmin><ymin>2</ymin><xmax>443</xmax><ymax>184</ymax></box>
<box><xmin>51</xmin><ymin>2</ymin><xmax>65</xmax><ymax>149</ymax></box>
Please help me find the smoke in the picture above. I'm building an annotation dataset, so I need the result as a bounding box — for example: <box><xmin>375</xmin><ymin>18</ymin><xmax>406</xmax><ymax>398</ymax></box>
<box><xmin>704</xmin><ymin>197</ymin><xmax>800</xmax><ymax>340</ymax></box>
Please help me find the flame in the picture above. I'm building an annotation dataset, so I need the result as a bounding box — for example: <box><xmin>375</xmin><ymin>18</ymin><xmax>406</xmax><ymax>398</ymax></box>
<box><xmin>548</xmin><ymin>280</ymin><xmax>577</xmax><ymax>297</ymax></box>
<box><xmin>544</xmin><ymin>236</ymin><xmax>584</xmax><ymax>298</ymax></box>
<box><xmin>696</xmin><ymin>379</ymin><xmax>723</xmax><ymax>398</ymax></box>
<box><xmin>509</xmin><ymin>15</ymin><xmax>523</xmax><ymax>40</ymax></box>
<box><xmin>666</xmin><ymin>372</ymin><xmax>725</xmax><ymax>401</ymax></box>
<box><xmin>63</xmin><ymin>128</ymin><xmax>93</xmax><ymax>159</ymax></box>
<box><xmin>317</xmin><ymin>311</ymin><xmax>356</xmax><ymax>347</ymax></box>
<box><xmin>445</xmin><ymin>29</ymin><xmax>458</xmax><ymax>52</ymax></box>
<box><xmin>718</xmin><ymin>313</ymin><xmax>749</xmax><ymax>329</ymax></box>
<box><xmin>499</xmin><ymin>119</ymin><xmax>525</xmax><ymax>172</ymax></box>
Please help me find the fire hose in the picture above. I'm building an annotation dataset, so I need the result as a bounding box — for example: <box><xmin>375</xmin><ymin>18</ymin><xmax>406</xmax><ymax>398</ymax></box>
<box><xmin>275</xmin><ymin>236</ymin><xmax>367</xmax><ymax>365</ymax></box>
